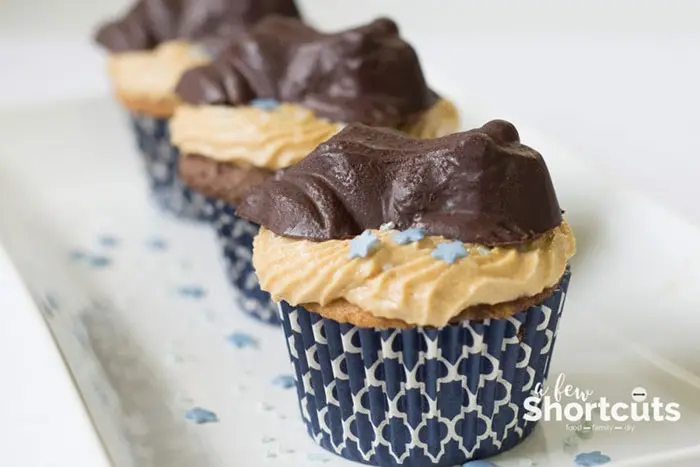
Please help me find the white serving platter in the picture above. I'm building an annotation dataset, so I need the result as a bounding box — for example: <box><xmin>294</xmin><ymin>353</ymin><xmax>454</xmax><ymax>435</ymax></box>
<box><xmin>1</xmin><ymin>88</ymin><xmax>699</xmax><ymax>466</ymax></box>
<box><xmin>0</xmin><ymin>243</ymin><xmax>112</xmax><ymax>467</ymax></box>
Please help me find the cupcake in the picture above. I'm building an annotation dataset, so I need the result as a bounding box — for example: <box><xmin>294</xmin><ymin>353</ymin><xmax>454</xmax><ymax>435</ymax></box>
<box><xmin>237</xmin><ymin>121</ymin><xmax>576</xmax><ymax>466</ymax></box>
<box><xmin>169</xmin><ymin>16</ymin><xmax>460</xmax><ymax>324</ymax></box>
<box><xmin>94</xmin><ymin>0</ymin><xmax>301</xmax><ymax>219</ymax></box>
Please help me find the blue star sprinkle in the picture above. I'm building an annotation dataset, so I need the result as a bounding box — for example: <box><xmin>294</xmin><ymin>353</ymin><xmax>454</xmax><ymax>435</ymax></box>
<box><xmin>177</xmin><ymin>286</ymin><xmax>206</xmax><ymax>299</ymax></box>
<box><xmin>379</xmin><ymin>222</ymin><xmax>396</xmax><ymax>231</ymax></box>
<box><xmin>393</xmin><ymin>227</ymin><xmax>425</xmax><ymax>245</ymax></box>
<box><xmin>431</xmin><ymin>241</ymin><xmax>468</xmax><ymax>264</ymax></box>
<box><xmin>98</xmin><ymin>235</ymin><xmax>119</xmax><ymax>247</ymax></box>
<box><xmin>462</xmin><ymin>460</ymin><xmax>498</xmax><ymax>466</ymax></box>
<box><xmin>226</xmin><ymin>332</ymin><xmax>259</xmax><ymax>349</ymax></box>
<box><xmin>348</xmin><ymin>230</ymin><xmax>380</xmax><ymax>259</ymax></box>
<box><xmin>184</xmin><ymin>407</ymin><xmax>218</xmax><ymax>424</ymax></box>
<box><xmin>272</xmin><ymin>375</ymin><xmax>295</xmax><ymax>389</ymax></box>
<box><xmin>89</xmin><ymin>256</ymin><xmax>112</xmax><ymax>268</ymax></box>
<box><xmin>145</xmin><ymin>237</ymin><xmax>168</xmax><ymax>251</ymax></box>
<box><xmin>250</xmin><ymin>98</ymin><xmax>280</xmax><ymax>111</ymax></box>
<box><xmin>69</xmin><ymin>250</ymin><xmax>87</xmax><ymax>261</ymax></box>
<box><xmin>477</xmin><ymin>246</ymin><xmax>491</xmax><ymax>256</ymax></box>
<box><xmin>69</xmin><ymin>250</ymin><xmax>111</xmax><ymax>268</ymax></box>
<box><xmin>574</xmin><ymin>451</ymin><xmax>611</xmax><ymax>466</ymax></box>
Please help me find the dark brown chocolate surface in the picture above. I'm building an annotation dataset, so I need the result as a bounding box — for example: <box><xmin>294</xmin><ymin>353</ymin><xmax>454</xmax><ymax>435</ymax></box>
<box><xmin>237</xmin><ymin>120</ymin><xmax>563</xmax><ymax>246</ymax></box>
<box><xmin>95</xmin><ymin>0</ymin><xmax>301</xmax><ymax>53</ymax></box>
<box><xmin>179</xmin><ymin>154</ymin><xmax>273</xmax><ymax>206</ymax></box>
<box><xmin>175</xmin><ymin>17</ymin><xmax>437</xmax><ymax>128</ymax></box>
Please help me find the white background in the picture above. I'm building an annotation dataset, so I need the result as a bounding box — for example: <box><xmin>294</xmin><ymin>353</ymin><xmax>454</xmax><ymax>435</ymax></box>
<box><xmin>1</xmin><ymin>1</ymin><xmax>699</xmax><ymax>466</ymax></box>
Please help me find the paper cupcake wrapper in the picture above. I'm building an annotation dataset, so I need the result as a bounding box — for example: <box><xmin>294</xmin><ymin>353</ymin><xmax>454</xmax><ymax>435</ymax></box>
<box><xmin>279</xmin><ymin>268</ymin><xmax>571</xmax><ymax>467</ymax></box>
<box><xmin>130</xmin><ymin>114</ymin><xmax>212</xmax><ymax>221</ymax></box>
<box><xmin>208</xmin><ymin>199</ymin><xmax>281</xmax><ymax>325</ymax></box>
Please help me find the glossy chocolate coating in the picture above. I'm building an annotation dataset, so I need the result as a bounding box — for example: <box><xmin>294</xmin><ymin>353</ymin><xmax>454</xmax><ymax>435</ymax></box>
<box><xmin>95</xmin><ymin>0</ymin><xmax>301</xmax><ymax>53</ymax></box>
<box><xmin>237</xmin><ymin>120</ymin><xmax>563</xmax><ymax>246</ymax></box>
<box><xmin>175</xmin><ymin>17</ymin><xmax>437</xmax><ymax>128</ymax></box>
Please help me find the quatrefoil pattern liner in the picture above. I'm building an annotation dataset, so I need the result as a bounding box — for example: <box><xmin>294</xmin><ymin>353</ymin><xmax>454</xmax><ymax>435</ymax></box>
<box><xmin>208</xmin><ymin>200</ymin><xmax>280</xmax><ymax>325</ymax></box>
<box><xmin>131</xmin><ymin>115</ymin><xmax>215</xmax><ymax>220</ymax></box>
<box><xmin>279</xmin><ymin>268</ymin><xmax>570</xmax><ymax>466</ymax></box>
<box><xmin>94</xmin><ymin>0</ymin><xmax>302</xmax><ymax>219</ymax></box>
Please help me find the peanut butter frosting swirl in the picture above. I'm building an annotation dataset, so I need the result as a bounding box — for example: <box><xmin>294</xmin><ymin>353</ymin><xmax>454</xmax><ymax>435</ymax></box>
<box><xmin>107</xmin><ymin>41</ymin><xmax>210</xmax><ymax>113</ymax></box>
<box><xmin>170</xmin><ymin>104</ymin><xmax>344</xmax><ymax>170</ymax></box>
<box><xmin>170</xmin><ymin>99</ymin><xmax>459</xmax><ymax>170</ymax></box>
<box><xmin>252</xmin><ymin>221</ymin><xmax>576</xmax><ymax>327</ymax></box>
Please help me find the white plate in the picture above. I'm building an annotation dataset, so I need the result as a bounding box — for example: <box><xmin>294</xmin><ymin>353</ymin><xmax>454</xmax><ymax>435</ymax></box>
<box><xmin>0</xmin><ymin>243</ymin><xmax>111</xmax><ymax>467</ymax></box>
<box><xmin>0</xmin><ymin>93</ymin><xmax>699</xmax><ymax>467</ymax></box>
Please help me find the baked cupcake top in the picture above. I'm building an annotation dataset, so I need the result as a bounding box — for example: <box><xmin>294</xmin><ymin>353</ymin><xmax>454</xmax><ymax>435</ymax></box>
<box><xmin>239</xmin><ymin>121</ymin><xmax>576</xmax><ymax>328</ymax></box>
<box><xmin>95</xmin><ymin>0</ymin><xmax>301</xmax><ymax>53</ymax></box>
<box><xmin>175</xmin><ymin>17</ymin><xmax>437</xmax><ymax>128</ymax></box>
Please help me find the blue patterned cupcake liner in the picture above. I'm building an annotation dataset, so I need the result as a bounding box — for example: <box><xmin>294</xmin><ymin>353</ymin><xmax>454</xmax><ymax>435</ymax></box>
<box><xmin>279</xmin><ymin>269</ymin><xmax>571</xmax><ymax>467</ymax></box>
<box><xmin>130</xmin><ymin>114</ymin><xmax>213</xmax><ymax>221</ymax></box>
<box><xmin>208</xmin><ymin>199</ymin><xmax>281</xmax><ymax>325</ymax></box>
